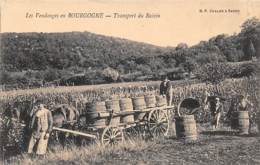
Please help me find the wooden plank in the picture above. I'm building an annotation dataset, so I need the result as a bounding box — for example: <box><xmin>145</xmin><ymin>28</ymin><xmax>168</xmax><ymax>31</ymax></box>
<box><xmin>52</xmin><ymin>127</ymin><xmax>97</xmax><ymax>139</ymax></box>
<box><xmin>98</xmin><ymin>112</ymin><xmax>110</xmax><ymax>118</ymax></box>
<box><xmin>20</xmin><ymin>123</ymin><xmax>97</xmax><ymax>139</ymax></box>
<box><xmin>101</xmin><ymin>105</ymin><xmax>176</xmax><ymax>117</ymax></box>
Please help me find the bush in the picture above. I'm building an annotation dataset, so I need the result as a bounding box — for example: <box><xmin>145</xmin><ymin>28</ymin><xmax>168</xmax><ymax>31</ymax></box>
<box><xmin>43</xmin><ymin>68</ymin><xmax>59</xmax><ymax>82</ymax></box>
<box><xmin>101</xmin><ymin>67</ymin><xmax>119</xmax><ymax>82</ymax></box>
<box><xmin>230</xmin><ymin>63</ymin><xmax>258</xmax><ymax>78</ymax></box>
<box><xmin>195</xmin><ymin>62</ymin><xmax>230</xmax><ymax>85</ymax></box>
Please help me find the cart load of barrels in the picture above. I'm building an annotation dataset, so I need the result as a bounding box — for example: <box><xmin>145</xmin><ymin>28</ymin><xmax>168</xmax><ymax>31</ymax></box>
<box><xmin>82</xmin><ymin>95</ymin><xmax>167</xmax><ymax>128</ymax></box>
<box><xmin>52</xmin><ymin>94</ymin><xmax>174</xmax><ymax>146</ymax></box>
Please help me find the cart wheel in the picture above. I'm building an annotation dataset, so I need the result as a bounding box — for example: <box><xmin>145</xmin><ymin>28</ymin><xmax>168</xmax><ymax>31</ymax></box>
<box><xmin>101</xmin><ymin>126</ymin><xmax>124</xmax><ymax>146</ymax></box>
<box><xmin>148</xmin><ymin>109</ymin><xmax>169</xmax><ymax>137</ymax></box>
<box><xmin>125</xmin><ymin>124</ymin><xmax>148</xmax><ymax>140</ymax></box>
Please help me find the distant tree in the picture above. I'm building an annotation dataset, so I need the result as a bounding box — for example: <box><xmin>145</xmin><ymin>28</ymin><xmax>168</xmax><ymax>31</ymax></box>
<box><xmin>174</xmin><ymin>49</ymin><xmax>187</xmax><ymax>66</ymax></box>
<box><xmin>124</xmin><ymin>60</ymin><xmax>137</xmax><ymax>73</ymax></box>
<box><xmin>135</xmin><ymin>56</ymin><xmax>150</xmax><ymax>65</ymax></box>
<box><xmin>195</xmin><ymin>52</ymin><xmax>226</xmax><ymax>64</ymax></box>
<box><xmin>238</xmin><ymin>63</ymin><xmax>258</xmax><ymax>78</ymax></box>
<box><xmin>183</xmin><ymin>57</ymin><xmax>197</xmax><ymax>73</ymax></box>
<box><xmin>43</xmin><ymin>68</ymin><xmax>59</xmax><ymax>82</ymax></box>
<box><xmin>136</xmin><ymin>64</ymin><xmax>152</xmax><ymax>75</ymax></box>
<box><xmin>165</xmin><ymin>58</ymin><xmax>177</xmax><ymax>68</ymax></box>
<box><xmin>247</xmin><ymin>40</ymin><xmax>256</xmax><ymax>59</ymax></box>
<box><xmin>102</xmin><ymin>67</ymin><xmax>119</xmax><ymax>82</ymax></box>
<box><xmin>241</xmin><ymin>17</ymin><xmax>260</xmax><ymax>33</ymax></box>
<box><xmin>225</xmin><ymin>48</ymin><xmax>244</xmax><ymax>62</ymax></box>
<box><xmin>240</xmin><ymin>17</ymin><xmax>260</xmax><ymax>59</ymax></box>
<box><xmin>176</xmin><ymin>43</ymin><xmax>188</xmax><ymax>50</ymax></box>
<box><xmin>195</xmin><ymin>62</ymin><xmax>230</xmax><ymax>85</ymax></box>
<box><xmin>116</xmin><ymin>64</ymin><xmax>125</xmax><ymax>74</ymax></box>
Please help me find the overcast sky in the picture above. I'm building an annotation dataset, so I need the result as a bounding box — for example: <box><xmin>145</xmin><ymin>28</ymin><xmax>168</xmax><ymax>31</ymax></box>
<box><xmin>1</xmin><ymin>0</ymin><xmax>260</xmax><ymax>47</ymax></box>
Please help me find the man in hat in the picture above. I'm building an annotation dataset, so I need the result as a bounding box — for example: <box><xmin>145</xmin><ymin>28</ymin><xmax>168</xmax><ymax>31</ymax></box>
<box><xmin>209</xmin><ymin>97</ymin><xmax>223</xmax><ymax>129</ymax></box>
<box><xmin>160</xmin><ymin>76</ymin><xmax>173</xmax><ymax>106</ymax></box>
<box><xmin>27</xmin><ymin>103</ymin><xmax>53</xmax><ymax>155</ymax></box>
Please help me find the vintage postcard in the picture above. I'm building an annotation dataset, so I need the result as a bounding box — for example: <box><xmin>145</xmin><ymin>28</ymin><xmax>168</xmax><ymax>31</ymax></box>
<box><xmin>0</xmin><ymin>0</ymin><xmax>260</xmax><ymax>164</ymax></box>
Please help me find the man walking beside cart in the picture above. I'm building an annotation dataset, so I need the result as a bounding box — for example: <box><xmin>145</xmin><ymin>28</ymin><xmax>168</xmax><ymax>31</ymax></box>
<box><xmin>27</xmin><ymin>103</ymin><xmax>53</xmax><ymax>156</ymax></box>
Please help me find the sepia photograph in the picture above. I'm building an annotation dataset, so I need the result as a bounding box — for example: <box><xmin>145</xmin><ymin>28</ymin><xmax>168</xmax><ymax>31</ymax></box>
<box><xmin>0</xmin><ymin>0</ymin><xmax>260</xmax><ymax>164</ymax></box>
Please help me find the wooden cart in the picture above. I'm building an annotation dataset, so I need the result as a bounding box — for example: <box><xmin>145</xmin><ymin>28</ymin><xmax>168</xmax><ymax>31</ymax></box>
<box><xmin>53</xmin><ymin>105</ymin><xmax>175</xmax><ymax>146</ymax></box>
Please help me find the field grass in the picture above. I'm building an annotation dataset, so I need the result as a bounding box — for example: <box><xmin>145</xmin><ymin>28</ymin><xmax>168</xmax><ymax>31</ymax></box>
<box><xmin>2</xmin><ymin>125</ymin><xmax>260</xmax><ymax>165</ymax></box>
<box><xmin>0</xmin><ymin>78</ymin><xmax>241</xmax><ymax>99</ymax></box>
<box><xmin>0</xmin><ymin>81</ymin><xmax>160</xmax><ymax>98</ymax></box>
<box><xmin>1</xmin><ymin>77</ymin><xmax>259</xmax><ymax>164</ymax></box>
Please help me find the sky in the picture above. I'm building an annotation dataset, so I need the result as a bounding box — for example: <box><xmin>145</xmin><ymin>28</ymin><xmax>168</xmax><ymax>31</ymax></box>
<box><xmin>1</xmin><ymin>0</ymin><xmax>260</xmax><ymax>47</ymax></box>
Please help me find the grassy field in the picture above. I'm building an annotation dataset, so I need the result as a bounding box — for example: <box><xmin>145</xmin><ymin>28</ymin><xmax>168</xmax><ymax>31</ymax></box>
<box><xmin>0</xmin><ymin>79</ymin><xmax>202</xmax><ymax>98</ymax></box>
<box><xmin>1</xmin><ymin>78</ymin><xmax>259</xmax><ymax>164</ymax></box>
<box><xmin>3</xmin><ymin>125</ymin><xmax>260</xmax><ymax>165</ymax></box>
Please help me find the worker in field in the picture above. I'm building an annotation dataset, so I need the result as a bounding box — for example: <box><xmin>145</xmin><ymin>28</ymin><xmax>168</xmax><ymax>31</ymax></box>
<box><xmin>237</xmin><ymin>94</ymin><xmax>254</xmax><ymax>133</ymax></box>
<box><xmin>27</xmin><ymin>103</ymin><xmax>53</xmax><ymax>156</ymax></box>
<box><xmin>237</xmin><ymin>94</ymin><xmax>253</xmax><ymax>111</ymax></box>
<box><xmin>227</xmin><ymin>94</ymin><xmax>253</xmax><ymax>124</ymax></box>
<box><xmin>203</xmin><ymin>90</ymin><xmax>210</xmax><ymax>111</ymax></box>
<box><xmin>208</xmin><ymin>97</ymin><xmax>223</xmax><ymax>129</ymax></box>
<box><xmin>160</xmin><ymin>76</ymin><xmax>173</xmax><ymax>106</ymax></box>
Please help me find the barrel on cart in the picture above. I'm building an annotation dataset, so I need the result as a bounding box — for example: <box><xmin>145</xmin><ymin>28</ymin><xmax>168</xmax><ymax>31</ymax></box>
<box><xmin>105</xmin><ymin>100</ymin><xmax>121</xmax><ymax>126</ymax></box>
<box><xmin>119</xmin><ymin>98</ymin><xmax>135</xmax><ymax>124</ymax></box>
<box><xmin>132</xmin><ymin>96</ymin><xmax>147</xmax><ymax>121</ymax></box>
<box><xmin>145</xmin><ymin>95</ymin><xmax>156</xmax><ymax>108</ymax></box>
<box><xmin>85</xmin><ymin>101</ymin><xmax>107</xmax><ymax>128</ymax></box>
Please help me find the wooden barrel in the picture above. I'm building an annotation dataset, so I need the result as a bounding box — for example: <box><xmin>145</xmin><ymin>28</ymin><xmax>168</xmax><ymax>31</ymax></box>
<box><xmin>119</xmin><ymin>98</ymin><xmax>134</xmax><ymax>123</ymax></box>
<box><xmin>144</xmin><ymin>95</ymin><xmax>156</xmax><ymax>108</ymax></box>
<box><xmin>231</xmin><ymin>111</ymin><xmax>250</xmax><ymax>134</ymax></box>
<box><xmin>105</xmin><ymin>100</ymin><xmax>120</xmax><ymax>126</ymax></box>
<box><xmin>85</xmin><ymin>101</ymin><xmax>107</xmax><ymax>127</ymax></box>
<box><xmin>175</xmin><ymin>115</ymin><xmax>197</xmax><ymax>141</ymax></box>
<box><xmin>132</xmin><ymin>96</ymin><xmax>147</xmax><ymax>121</ymax></box>
<box><xmin>156</xmin><ymin>95</ymin><xmax>167</xmax><ymax>107</ymax></box>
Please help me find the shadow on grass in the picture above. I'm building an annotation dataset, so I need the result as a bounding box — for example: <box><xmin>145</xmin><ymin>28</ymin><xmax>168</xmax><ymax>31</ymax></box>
<box><xmin>201</xmin><ymin>130</ymin><xmax>259</xmax><ymax>137</ymax></box>
<box><xmin>201</xmin><ymin>130</ymin><xmax>238</xmax><ymax>136</ymax></box>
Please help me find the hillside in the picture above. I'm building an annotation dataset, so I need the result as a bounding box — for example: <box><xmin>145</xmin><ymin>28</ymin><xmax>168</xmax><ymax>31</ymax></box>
<box><xmin>0</xmin><ymin>18</ymin><xmax>259</xmax><ymax>88</ymax></box>
<box><xmin>0</xmin><ymin>32</ymin><xmax>166</xmax><ymax>71</ymax></box>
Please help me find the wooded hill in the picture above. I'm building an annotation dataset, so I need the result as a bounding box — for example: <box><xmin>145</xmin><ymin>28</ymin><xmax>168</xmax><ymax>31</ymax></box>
<box><xmin>0</xmin><ymin>18</ymin><xmax>259</xmax><ymax>88</ymax></box>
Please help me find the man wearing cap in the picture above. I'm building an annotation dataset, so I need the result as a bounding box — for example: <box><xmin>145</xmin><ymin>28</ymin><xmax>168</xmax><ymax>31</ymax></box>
<box><xmin>27</xmin><ymin>104</ymin><xmax>53</xmax><ymax>155</ymax></box>
<box><xmin>209</xmin><ymin>97</ymin><xmax>223</xmax><ymax>129</ymax></box>
<box><xmin>160</xmin><ymin>76</ymin><xmax>173</xmax><ymax>106</ymax></box>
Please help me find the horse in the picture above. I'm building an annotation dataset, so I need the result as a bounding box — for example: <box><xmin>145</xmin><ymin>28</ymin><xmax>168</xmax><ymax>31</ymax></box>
<box><xmin>11</xmin><ymin>102</ymin><xmax>79</xmax><ymax>147</ymax></box>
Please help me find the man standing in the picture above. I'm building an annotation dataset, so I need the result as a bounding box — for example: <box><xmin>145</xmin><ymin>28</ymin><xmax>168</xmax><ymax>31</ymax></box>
<box><xmin>27</xmin><ymin>104</ymin><xmax>53</xmax><ymax>155</ymax></box>
<box><xmin>160</xmin><ymin>76</ymin><xmax>173</xmax><ymax>106</ymax></box>
<box><xmin>209</xmin><ymin>97</ymin><xmax>223</xmax><ymax>129</ymax></box>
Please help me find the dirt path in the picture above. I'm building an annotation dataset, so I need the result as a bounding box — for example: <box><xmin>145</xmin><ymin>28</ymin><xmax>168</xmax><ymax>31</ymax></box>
<box><xmin>103</xmin><ymin>133</ymin><xmax>260</xmax><ymax>165</ymax></box>
<box><xmin>3</xmin><ymin>128</ymin><xmax>260</xmax><ymax>165</ymax></box>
